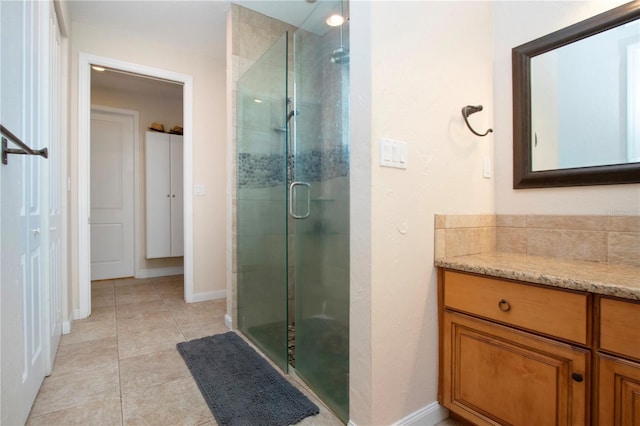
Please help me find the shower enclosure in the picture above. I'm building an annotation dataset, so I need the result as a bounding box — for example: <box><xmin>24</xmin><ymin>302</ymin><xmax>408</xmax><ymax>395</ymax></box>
<box><xmin>236</xmin><ymin>2</ymin><xmax>350</xmax><ymax>421</ymax></box>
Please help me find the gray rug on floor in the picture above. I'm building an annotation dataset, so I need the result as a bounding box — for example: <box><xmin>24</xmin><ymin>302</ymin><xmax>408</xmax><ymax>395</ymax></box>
<box><xmin>177</xmin><ymin>331</ymin><xmax>319</xmax><ymax>426</ymax></box>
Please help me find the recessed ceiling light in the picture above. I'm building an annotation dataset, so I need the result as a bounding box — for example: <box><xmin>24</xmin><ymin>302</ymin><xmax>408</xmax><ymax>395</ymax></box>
<box><xmin>91</xmin><ymin>66</ymin><xmax>106</xmax><ymax>72</ymax></box>
<box><xmin>326</xmin><ymin>14</ymin><xmax>345</xmax><ymax>27</ymax></box>
<box><xmin>254</xmin><ymin>99</ymin><xmax>263</xmax><ymax>103</ymax></box>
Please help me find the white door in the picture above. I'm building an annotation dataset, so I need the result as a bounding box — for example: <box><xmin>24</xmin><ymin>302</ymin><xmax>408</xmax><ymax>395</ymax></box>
<box><xmin>170</xmin><ymin>135</ymin><xmax>184</xmax><ymax>256</ymax></box>
<box><xmin>46</xmin><ymin>3</ymin><xmax>64</xmax><ymax>373</ymax></box>
<box><xmin>90</xmin><ymin>109</ymin><xmax>135</xmax><ymax>280</ymax></box>
<box><xmin>1</xmin><ymin>1</ymin><xmax>49</xmax><ymax>424</ymax></box>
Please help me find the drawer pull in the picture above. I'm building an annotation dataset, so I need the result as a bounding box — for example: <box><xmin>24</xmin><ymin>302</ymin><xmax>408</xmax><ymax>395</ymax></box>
<box><xmin>498</xmin><ymin>299</ymin><xmax>511</xmax><ymax>312</ymax></box>
<box><xmin>571</xmin><ymin>372</ymin><xmax>583</xmax><ymax>383</ymax></box>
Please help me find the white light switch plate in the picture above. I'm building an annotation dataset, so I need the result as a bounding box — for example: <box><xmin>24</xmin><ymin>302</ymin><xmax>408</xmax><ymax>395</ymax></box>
<box><xmin>193</xmin><ymin>184</ymin><xmax>206</xmax><ymax>196</ymax></box>
<box><xmin>379</xmin><ymin>138</ymin><xmax>407</xmax><ymax>169</ymax></box>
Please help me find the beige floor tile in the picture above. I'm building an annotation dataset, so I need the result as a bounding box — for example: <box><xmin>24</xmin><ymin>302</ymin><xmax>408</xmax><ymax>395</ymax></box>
<box><xmin>31</xmin><ymin>276</ymin><xmax>341</xmax><ymax>426</ymax></box>
<box><xmin>122</xmin><ymin>377</ymin><xmax>213</xmax><ymax>425</ymax></box>
<box><xmin>92</xmin><ymin>280</ymin><xmax>116</xmax><ymax>290</ymax></box>
<box><xmin>119</xmin><ymin>349</ymin><xmax>191</xmax><ymax>395</ymax></box>
<box><xmin>60</xmin><ymin>319</ymin><xmax>116</xmax><ymax>346</ymax></box>
<box><xmin>115</xmin><ymin>291</ymin><xmax>162</xmax><ymax>306</ymax></box>
<box><xmin>154</xmin><ymin>275</ymin><xmax>184</xmax><ymax>284</ymax></box>
<box><xmin>154</xmin><ymin>281</ymin><xmax>182</xmax><ymax>291</ymax></box>
<box><xmin>116</xmin><ymin>299</ymin><xmax>169</xmax><ymax>320</ymax></box>
<box><xmin>172</xmin><ymin>309</ymin><xmax>225</xmax><ymax>331</ymax></box>
<box><xmin>157</xmin><ymin>287</ymin><xmax>184</xmax><ymax>301</ymax></box>
<box><xmin>180</xmin><ymin>321</ymin><xmax>230</xmax><ymax>341</ymax></box>
<box><xmin>74</xmin><ymin>306</ymin><xmax>116</xmax><ymax>324</ymax></box>
<box><xmin>210</xmin><ymin>298</ymin><xmax>226</xmax><ymax>312</ymax></box>
<box><xmin>115</xmin><ymin>277</ymin><xmax>156</xmax><ymax>287</ymax></box>
<box><xmin>51</xmin><ymin>337</ymin><xmax>118</xmax><ymax>377</ymax></box>
<box><xmin>93</xmin><ymin>286</ymin><xmax>115</xmax><ymax>297</ymax></box>
<box><xmin>116</xmin><ymin>310</ymin><xmax>179</xmax><ymax>334</ymax></box>
<box><xmin>117</xmin><ymin>324</ymin><xmax>185</xmax><ymax>359</ymax></box>
<box><xmin>153</xmin><ymin>280</ymin><xmax>183</xmax><ymax>290</ymax></box>
<box><xmin>93</xmin><ymin>294</ymin><xmax>116</xmax><ymax>308</ymax></box>
<box><xmin>27</xmin><ymin>395</ymin><xmax>122</xmax><ymax>426</ymax></box>
<box><xmin>115</xmin><ymin>283</ymin><xmax>157</xmax><ymax>295</ymax></box>
<box><xmin>30</xmin><ymin>364</ymin><xmax>120</xmax><ymax>417</ymax></box>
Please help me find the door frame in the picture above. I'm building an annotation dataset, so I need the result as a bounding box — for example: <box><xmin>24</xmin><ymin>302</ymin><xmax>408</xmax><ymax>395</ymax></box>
<box><xmin>89</xmin><ymin>105</ymin><xmax>138</xmax><ymax>280</ymax></box>
<box><xmin>77</xmin><ymin>52</ymin><xmax>195</xmax><ymax>318</ymax></box>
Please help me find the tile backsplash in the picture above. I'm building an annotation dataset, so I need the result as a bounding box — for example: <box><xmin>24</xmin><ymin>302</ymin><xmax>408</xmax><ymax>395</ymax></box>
<box><xmin>435</xmin><ymin>214</ymin><xmax>640</xmax><ymax>267</ymax></box>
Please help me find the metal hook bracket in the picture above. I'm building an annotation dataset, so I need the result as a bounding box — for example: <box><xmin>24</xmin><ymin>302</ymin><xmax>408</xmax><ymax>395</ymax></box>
<box><xmin>461</xmin><ymin>105</ymin><xmax>493</xmax><ymax>137</ymax></box>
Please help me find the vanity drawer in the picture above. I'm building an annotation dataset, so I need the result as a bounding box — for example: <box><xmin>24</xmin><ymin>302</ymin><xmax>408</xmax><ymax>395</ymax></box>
<box><xmin>443</xmin><ymin>270</ymin><xmax>589</xmax><ymax>345</ymax></box>
<box><xmin>599</xmin><ymin>297</ymin><xmax>640</xmax><ymax>361</ymax></box>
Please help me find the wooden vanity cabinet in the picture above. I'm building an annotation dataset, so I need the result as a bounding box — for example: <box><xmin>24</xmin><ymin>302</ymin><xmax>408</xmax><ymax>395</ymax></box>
<box><xmin>596</xmin><ymin>297</ymin><xmax>640</xmax><ymax>426</ymax></box>
<box><xmin>439</xmin><ymin>270</ymin><xmax>591</xmax><ymax>425</ymax></box>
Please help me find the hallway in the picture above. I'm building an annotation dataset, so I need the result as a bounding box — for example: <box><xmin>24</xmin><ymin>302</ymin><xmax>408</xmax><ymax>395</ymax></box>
<box><xmin>26</xmin><ymin>277</ymin><xmax>340</xmax><ymax>425</ymax></box>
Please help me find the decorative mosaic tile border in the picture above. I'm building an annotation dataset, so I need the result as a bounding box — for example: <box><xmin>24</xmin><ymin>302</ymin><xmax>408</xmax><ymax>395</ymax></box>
<box><xmin>238</xmin><ymin>145</ymin><xmax>349</xmax><ymax>188</ymax></box>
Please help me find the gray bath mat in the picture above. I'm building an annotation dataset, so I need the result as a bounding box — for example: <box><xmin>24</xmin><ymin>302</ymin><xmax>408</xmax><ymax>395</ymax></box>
<box><xmin>177</xmin><ymin>331</ymin><xmax>319</xmax><ymax>426</ymax></box>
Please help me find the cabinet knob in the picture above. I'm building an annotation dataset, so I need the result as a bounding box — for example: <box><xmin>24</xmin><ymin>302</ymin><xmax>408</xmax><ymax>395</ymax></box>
<box><xmin>571</xmin><ymin>372</ymin><xmax>584</xmax><ymax>382</ymax></box>
<box><xmin>498</xmin><ymin>299</ymin><xmax>511</xmax><ymax>312</ymax></box>
<box><xmin>167</xmin><ymin>194</ymin><xmax>170</xmax><ymax>198</ymax></box>
<box><xmin>172</xmin><ymin>194</ymin><xmax>175</xmax><ymax>198</ymax></box>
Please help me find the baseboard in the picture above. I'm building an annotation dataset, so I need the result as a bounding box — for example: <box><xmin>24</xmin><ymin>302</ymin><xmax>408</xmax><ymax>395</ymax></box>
<box><xmin>135</xmin><ymin>266</ymin><xmax>184</xmax><ymax>279</ymax></box>
<box><xmin>393</xmin><ymin>402</ymin><xmax>449</xmax><ymax>426</ymax></box>
<box><xmin>224</xmin><ymin>314</ymin><xmax>233</xmax><ymax>329</ymax></box>
<box><xmin>62</xmin><ymin>311</ymin><xmax>74</xmax><ymax>335</ymax></box>
<box><xmin>191</xmin><ymin>289</ymin><xmax>226</xmax><ymax>303</ymax></box>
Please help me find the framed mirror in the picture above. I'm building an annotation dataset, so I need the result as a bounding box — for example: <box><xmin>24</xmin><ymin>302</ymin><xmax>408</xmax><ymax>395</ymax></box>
<box><xmin>513</xmin><ymin>1</ymin><xmax>640</xmax><ymax>188</ymax></box>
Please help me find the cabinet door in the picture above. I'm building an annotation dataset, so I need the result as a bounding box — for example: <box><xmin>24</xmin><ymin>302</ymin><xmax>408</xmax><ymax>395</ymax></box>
<box><xmin>170</xmin><ymin>135</ymin><xmax>183</xmax><ymax>257</ymax></box>
<box><xmin>597</xmin><ymin>354</ymin><xmax>640</xmax><ymax>426</ymax></box>
<box><xmin>443</xmin><ymin>311</ymin><xmax>589</xmax><ymax>426</ymax></box>
<box><xmin>145</xmin><ymin>132</ymin><xmax>171</xmax><ymax>258</ymax></box>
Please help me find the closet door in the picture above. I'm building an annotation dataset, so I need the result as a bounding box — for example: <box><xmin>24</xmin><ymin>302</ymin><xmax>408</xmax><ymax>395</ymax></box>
<box><xmin>145</xmin><ymin>131</ymin><xmax>171</xmax><ymax>258</ymax></box>
<box><xmin>170</xmin><ymin>135</ymin><xmax>183</xmax><ymax>257</ymax></box>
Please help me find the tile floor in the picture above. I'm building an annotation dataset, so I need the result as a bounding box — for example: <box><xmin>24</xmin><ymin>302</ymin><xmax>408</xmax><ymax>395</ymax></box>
<box><xmin>26</xmin><ymin>276</ymin><xmax>342</xmax><ymax>425</ymax></box>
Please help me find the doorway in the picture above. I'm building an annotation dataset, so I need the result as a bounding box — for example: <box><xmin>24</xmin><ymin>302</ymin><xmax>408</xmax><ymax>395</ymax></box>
<box><xmin>77</xmin><ymin>53</ymin><xmax>195</xmax><ymax>319</ymax></box>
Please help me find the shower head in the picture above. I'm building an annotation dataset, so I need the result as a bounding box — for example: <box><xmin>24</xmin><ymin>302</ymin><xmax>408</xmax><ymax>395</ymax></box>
<box><xmin>330</xmin><ymin>46</ymin><xmax>349</xmax><ymax>64</ymax></box>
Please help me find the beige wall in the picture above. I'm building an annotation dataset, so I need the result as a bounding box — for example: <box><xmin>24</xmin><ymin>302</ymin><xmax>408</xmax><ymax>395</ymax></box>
<box><xmin>91</xmin><ymin>86</ymin><xmax>184</xmax><ymax>273</ymax></box>
<box><xmin>352</xmin><ymin>1</ymin><xmax>639</xmax><ymax>424</ymax></box>
<box><xmin>69</xmin><ymin>21</ymin><xmax>227</xmax><ymax>312</ymax></box>
<box><xmin>351</xmin><ymin>1</ymin><xmax>495</xmax><ymax>424</ymax></box>
<box><xmin>493</xmin><ymin>0</ymin><xmax>640</xmax><ymax>215</ymax></box>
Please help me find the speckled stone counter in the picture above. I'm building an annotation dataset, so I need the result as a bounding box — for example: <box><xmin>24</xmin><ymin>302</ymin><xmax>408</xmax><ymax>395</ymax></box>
<box><xmin>435</xmin><ymin>252</ymin><xmax>640</xmax><ymax>301</ymax></box>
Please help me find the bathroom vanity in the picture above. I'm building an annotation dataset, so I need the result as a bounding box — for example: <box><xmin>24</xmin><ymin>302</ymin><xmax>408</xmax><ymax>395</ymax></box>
<box><xmin>436</xmin><ymin>253</ymin><xmax>640</xmax><ymax>425</ymax></box>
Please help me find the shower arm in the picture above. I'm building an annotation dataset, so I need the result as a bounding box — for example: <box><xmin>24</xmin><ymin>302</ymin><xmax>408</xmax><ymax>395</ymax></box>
<box><xmin>461</xmin><ymin>105</ymin><xmax>493</xmax><ymax>137</ymax></box>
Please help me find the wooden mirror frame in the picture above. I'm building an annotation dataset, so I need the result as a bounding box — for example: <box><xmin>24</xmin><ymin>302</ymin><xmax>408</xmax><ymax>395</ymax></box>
<box><xmin>512</xmin><ymin>0</ymin><xmax>640</xmax><ymax>189</ymax></box>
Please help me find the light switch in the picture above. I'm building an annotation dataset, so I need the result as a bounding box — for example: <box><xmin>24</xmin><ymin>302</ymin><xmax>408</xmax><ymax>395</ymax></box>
<box><xmin>483</xmin><ymin>155</ymin><xmax>492</xmax><ymax>178</ymax></box>
<box><xmin>379</xmin><ymin>138</ymin><xmax>407</xmax><ymax>169</ymax></box>
<box><xmin>193</xmin><ymin>184</ymin><xmax>206</xmax><ymax>196</ymax></box>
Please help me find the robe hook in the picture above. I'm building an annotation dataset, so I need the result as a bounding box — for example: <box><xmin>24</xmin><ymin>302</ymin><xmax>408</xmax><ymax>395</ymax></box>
<box><xmin>462</xmin><ymin>105</ymin><xmax>493</xmax><ymax>137</ymax></box>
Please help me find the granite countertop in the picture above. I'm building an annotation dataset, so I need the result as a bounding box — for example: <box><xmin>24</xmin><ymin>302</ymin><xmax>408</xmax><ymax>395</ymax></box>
<box><xmin>435</xmin><ymin>252</ymin><xmax>640</xmax><ymax>301</ymax></box>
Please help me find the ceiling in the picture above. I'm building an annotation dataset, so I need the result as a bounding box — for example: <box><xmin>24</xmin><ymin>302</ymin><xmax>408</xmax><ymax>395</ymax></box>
<box><xmin>66</xmin><ymin>0</ymin><xmax>324</xmax><ymax>61</ymax></box>
<box><xmin>70</xmin><ymin>0</ymin><xmax>328</xmax><ymax>98</ymax></box>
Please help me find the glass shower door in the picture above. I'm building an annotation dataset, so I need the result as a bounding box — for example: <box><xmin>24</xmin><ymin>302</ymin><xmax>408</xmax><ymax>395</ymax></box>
<box><xmin>292</xmin><ymin>9</ymin><xmax>350</xmax><ymax>421</ymax></box>
<box><xmin>236</xmin><ymin>33</ymin><xmax>289</xmax><ymax>370</ymax></box>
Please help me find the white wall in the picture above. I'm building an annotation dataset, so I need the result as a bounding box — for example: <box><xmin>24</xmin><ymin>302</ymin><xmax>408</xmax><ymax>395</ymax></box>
<box><xmin>69</xmin><ymin>22</ymin><xmax>227</xmax><ymax>310</ymax></box>
<box><xmin>494</xmin><ymin>0</ymin><xmax>640</xmax><ymax>215</ymax></box>
<box><xmin>350</xmin><ymin>2</ymin><xmax>495</xmax><ymax>424</ymax></box>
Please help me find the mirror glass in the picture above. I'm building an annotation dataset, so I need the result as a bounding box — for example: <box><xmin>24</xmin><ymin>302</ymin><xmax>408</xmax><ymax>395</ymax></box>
<box><xmin>530</xmin><ymin>19</ymin><xmax>640</xmax><ymax>171</ymax></box>
<box><xmin>512</xmin><ymin>1</ymin><xmax>640</xmax><ymax>188</ymax></box>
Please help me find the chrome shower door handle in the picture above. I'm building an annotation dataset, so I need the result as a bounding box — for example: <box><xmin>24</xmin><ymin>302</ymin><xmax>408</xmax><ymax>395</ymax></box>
<box><xmin>289</xmin><ymin>181</ymin><xmax>311</xmax><ymax>219</ymax></box>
